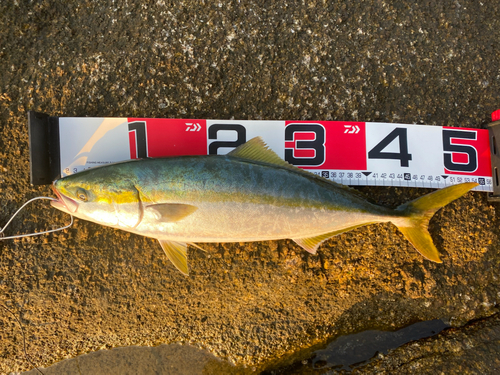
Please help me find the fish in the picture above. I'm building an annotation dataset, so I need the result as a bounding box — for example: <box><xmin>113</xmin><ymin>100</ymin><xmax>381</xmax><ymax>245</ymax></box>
<box><xmin>50</xmin><ymin>137</ymin><xmax>478</xmax><ymax>275</ymax></box>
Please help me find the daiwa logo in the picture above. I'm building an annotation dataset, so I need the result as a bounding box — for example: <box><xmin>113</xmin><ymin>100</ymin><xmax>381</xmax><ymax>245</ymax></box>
<box><xmin>344</xmin><ymin>124</ymin><xmax>360</xmax><ymax>134</ymax></box>
<box><xmin>185</xmin><ymin>122</ymin><xmax>202</xmax><ymax>131</ymax></box>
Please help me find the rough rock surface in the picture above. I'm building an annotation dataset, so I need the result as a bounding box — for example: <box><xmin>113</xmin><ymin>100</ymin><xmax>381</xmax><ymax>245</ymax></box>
<box><xmin>19</xmin><ymin>313</ymin><xmax>500</xmax><ymax>374</ymax></box>
<box><xmin>268</xmin><ymin>313</ymin><xmax>500</xmax><ymax>374</ymax></box>
<box><xmin>1</xmin><ymin>0</ymin><xmax>499</xmax><ymax>373</ymax></box>
<box><xmin>353</xmin><ymin>312</ymin><xmax>500</xmax><ymax>375</ymax></box>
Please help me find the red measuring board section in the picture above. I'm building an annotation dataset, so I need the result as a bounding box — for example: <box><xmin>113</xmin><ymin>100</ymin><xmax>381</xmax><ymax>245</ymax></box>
<box><xmin>442</xmin><ymin>126</ymin><xmax>491</xmax><ymax>176</ymax></box>
<box><xmin>128</xmin><ymin>118</ymin><xmax>207</xmax><ymax>158</ymax></box>
<box><xmin>284</xmin><ymin>121</ymin><xmax>366</xmax><ymax>170</ymax></box>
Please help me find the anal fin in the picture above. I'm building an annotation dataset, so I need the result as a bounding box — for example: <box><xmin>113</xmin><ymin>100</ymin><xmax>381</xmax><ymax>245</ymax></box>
<box><xmin>292</xmin><ymin>223</ymin><xmax>375</xmax><ymax>254</ymax></box>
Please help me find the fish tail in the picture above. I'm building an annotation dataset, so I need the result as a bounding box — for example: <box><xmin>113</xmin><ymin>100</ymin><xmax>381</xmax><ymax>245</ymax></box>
<box><xmin>394</xmin><ymin>182</ymin><xmax>478</xmax><ymax>262</ymax></box>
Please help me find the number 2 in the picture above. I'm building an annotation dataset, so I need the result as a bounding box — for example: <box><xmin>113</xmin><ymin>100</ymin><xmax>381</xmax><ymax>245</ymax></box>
<box><xmin>208</xmin><ymin>124</ymin><xmax>246</xmax><ymax>155</ymax></box>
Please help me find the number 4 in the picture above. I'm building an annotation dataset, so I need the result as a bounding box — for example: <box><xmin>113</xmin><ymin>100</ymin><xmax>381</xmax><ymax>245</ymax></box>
<box><xmin>368</xmin><ymin>128</ymin><xmax>412</xmax><ymax>167</ymax></box>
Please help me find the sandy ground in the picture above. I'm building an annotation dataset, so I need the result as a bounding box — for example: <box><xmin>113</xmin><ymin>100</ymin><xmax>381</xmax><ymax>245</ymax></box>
<box><xmin>1</xmin><ymin>0</ymin><xmax>500</xmax><ymax>373</ymax></box>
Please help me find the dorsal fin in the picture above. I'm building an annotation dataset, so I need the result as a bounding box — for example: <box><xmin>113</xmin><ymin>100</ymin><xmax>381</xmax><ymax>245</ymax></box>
<box><xmin>228</xmin><ymin>137</ymin><xmax>369</xmax><ymax>199</ymax></box>
<box><xmin>228</xmin><ymin>137</ymin><xmax>322</xmax><ymax>178</ymax></box>
<box><xmin>228</xmin><ymin>137</ymin><xmax>294</xmax><ymax>169</ymax></box>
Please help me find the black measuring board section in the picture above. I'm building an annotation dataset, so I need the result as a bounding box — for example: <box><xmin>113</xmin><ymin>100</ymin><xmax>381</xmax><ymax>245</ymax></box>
<box><xmin>28</xmin><ymin>111</ymin><xmax>61</xmax><ymax>185</ymax></box>
<box><xmin>488</xmin><ymin>118</ymin><xmax>500</xmax><ymax>201</ymax></box>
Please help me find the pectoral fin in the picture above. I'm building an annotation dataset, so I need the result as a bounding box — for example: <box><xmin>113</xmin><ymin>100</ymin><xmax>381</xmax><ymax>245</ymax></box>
<box><xmin>293</xmin><ymin>223</ymin><xmax>375</xmax><ymax>254</ymax></box>
<box><xmin>147</xmin><ymin>203</ymin><xmax>197</xmax><ymax>223</ymax></box>
<box><xmin>158</xmin><ymin>240</ymin><xmax>189</xmax><ymax>275</ymax></box>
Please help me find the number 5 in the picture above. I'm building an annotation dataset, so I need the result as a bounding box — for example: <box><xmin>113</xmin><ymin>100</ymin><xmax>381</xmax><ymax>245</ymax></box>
<box><xmin>442</xmin><ymin>129</ymin><xmax>478</xmax><ymax>173</ymax></box>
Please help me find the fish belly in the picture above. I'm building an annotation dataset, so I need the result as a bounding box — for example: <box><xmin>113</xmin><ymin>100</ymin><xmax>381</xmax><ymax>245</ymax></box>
<box><xmin>134</xmin><ymin>201</ymin><xmax>386</xmax><ymax>242</ymax></box>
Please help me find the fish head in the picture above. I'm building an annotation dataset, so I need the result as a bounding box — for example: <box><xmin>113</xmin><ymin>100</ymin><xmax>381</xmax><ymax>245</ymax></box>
<box><xmin>51</xmin><ymin>170</ymin><xmax>142</xmax><ymax>229</ymax></box>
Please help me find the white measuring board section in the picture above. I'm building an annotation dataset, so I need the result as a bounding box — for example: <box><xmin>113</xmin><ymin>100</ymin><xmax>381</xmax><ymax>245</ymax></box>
<box><xmin>58</xmin><ymin>118</ymin><xmax>492</xmax><ymax>192</ymax></box>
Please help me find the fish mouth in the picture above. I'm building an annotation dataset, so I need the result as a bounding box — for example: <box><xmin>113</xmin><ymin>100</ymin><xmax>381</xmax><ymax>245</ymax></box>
<box><xmin>51</xmin><ymin>184</ymin><xmax>79</xmax><ymax>213</ymax></box>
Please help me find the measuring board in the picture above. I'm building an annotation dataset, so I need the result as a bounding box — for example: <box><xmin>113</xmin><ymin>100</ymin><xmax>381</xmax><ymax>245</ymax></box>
<box><xmin>28</xmin><ymin>111</ymin><xmax>500</xmax><ymax>198</ymax></box>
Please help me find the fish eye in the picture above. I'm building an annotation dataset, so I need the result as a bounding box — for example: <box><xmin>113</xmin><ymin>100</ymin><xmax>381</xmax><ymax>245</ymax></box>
<box><xmin>76</xmin><ymin>188</ymin><xmax>88</xmax><ymax>202</ymax></box>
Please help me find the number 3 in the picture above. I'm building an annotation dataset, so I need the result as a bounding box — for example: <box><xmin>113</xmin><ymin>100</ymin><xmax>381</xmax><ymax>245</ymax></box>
<box><xmin>284</xmin><ymin>124</ymin><xmax>325</xmax><ymax>166</ymax></box>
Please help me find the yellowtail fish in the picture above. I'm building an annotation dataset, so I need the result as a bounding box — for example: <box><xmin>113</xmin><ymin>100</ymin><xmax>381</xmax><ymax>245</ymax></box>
<box><xmin>51</xmin><ymin>137</ymin><xmax>478</xmax><ymax>275</ymax></box>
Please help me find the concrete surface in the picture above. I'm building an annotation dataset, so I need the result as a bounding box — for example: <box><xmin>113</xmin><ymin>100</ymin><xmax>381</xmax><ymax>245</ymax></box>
<box><xmin>1</xmin><ymin>0</ymin><xmax>500</xmax><ymax>373</ymax></box>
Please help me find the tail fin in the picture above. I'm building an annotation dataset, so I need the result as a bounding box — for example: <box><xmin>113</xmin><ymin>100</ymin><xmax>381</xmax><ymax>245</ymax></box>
<box><xmin>395</xmin><ymin>182</ymin><xmax>478</xmax><ymax>262</ymax></box>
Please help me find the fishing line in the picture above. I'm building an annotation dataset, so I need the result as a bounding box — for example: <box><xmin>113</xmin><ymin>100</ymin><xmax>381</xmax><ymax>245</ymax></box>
<box><xmin>0</xmin><ymin>197</ymin><xmax>71</xmax><ymax>373</ymax></box>
<box><xmin>0</xmin><ymin>197</ymin><xmax>73</xmax><ymax>240</ymax></box>
<box><xmin>0</xmin><ymin>303</ymin><xmax>45</xmax><ymax>374</ymax></box>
